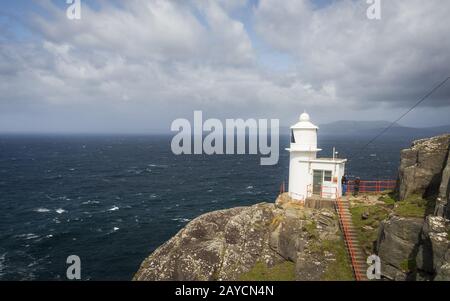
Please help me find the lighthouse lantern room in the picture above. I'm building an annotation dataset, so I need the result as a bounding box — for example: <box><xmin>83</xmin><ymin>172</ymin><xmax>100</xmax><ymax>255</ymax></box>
<box><xmin>286</xmin><ymin>112</ymin><xmax>347</xmax><ymax>200</ymax></box>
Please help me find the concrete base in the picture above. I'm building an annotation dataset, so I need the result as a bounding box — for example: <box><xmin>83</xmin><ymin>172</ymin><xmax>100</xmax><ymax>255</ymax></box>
<box><xmin>304</xmin><ymin>196</ymin><xmax>336</xmax><ymax>210</ymax></box>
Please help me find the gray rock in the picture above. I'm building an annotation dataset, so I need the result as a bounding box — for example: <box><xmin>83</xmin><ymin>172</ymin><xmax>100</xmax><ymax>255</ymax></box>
<box><xmin>436</xmin><ymin>150</ymin><xmax>450</xmax><ymax>218</ymax></box>
<box><xmin>133</xmin><ymin>204</ymin><xmax>278</xmax><ymax>281</ymax></box>
<box><xmin>134</xmin><ymin>198</ymin><xmax>340</xmax><ymax>281</ymax></box>
<box><xmin>295</xmin><ymin>256</ymin><xmax>326</xmax><ymax>281</ymax></box>
<box><xmin>376</xmin><ymin>216</ymin><xmax>424</xmax><ymax>280</ymax></box>
<box><xmin>417</xmin><ymin>215</ymin><xmax>450</xmax><ymax>280</ymax></box>
<box><xmin>269</xmin><ymin>215</ymin><xmax>306</xmax><ymax>262</ymax></box>
<box><xmin>397</xmin><ymin>134</ymin><xmax>450</xmax><ymax>201</ymax></box>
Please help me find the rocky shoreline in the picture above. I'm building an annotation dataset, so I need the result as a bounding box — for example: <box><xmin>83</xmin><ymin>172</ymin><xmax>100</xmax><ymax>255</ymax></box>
<box><xmin>133</xmin><ymin>197</ymin><xmax>353</xmax><ymax>281</ymax></box>
<box><xmin>134</xmin><ymin>134</ymin><xmax>450</xmax><ymax>281</ymax></box>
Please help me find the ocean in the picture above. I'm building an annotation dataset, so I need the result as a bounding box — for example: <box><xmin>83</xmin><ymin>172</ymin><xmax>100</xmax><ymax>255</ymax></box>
<box><xmin>0</xmin><ymin>134</ymin><xmax>413</xmax><ymax>280</ymax></box>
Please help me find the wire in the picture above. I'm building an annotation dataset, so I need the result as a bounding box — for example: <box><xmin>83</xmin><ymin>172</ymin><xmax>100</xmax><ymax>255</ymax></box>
<box><xmin>350</xmin><ymin>76</ymin><xmax>450</xmax><ymax>159</ymax></box>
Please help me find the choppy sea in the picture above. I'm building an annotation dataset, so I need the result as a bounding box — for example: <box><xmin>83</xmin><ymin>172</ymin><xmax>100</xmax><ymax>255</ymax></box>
<box><xmin>0</xmin><ymin>134</ymin><xmax>413</xmax><ymax>280</ymax></box>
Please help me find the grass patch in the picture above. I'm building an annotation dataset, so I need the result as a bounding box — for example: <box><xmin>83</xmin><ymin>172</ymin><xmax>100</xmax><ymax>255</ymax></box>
<box><xmin>350</xmin><ymin>205</ymin><xmax>390</xmax><ymax>255</ymax></box>
<box><xmin>302</xmin><ymin>220</ymin><xmax>318</xmax><ymax>239</ymax></box>
<box><xmin>379</xmin><ymin>193</ymin><xmax>396</xmax><ymax>206</ymax></box>
<box><xmin>320</xmin><ymin>238</ymin><xmax>355</xmax><ymax>281</ymax></box>
<box><xmin>238</xmin><ymin>261</ymin><xmax>296</xmax><ymax>281</ymax></box>
<box><xmin>394</xmin><ymin>195</ymin><xmax>433</xmax><ymax>218</ymax></box>
<box><xmin>400</xmin><ymin>258</ymin><xmax>417</xmax><ymax>273</ymax></box>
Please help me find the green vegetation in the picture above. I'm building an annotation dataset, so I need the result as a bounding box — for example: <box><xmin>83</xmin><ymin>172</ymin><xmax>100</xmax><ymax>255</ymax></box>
<box><xmin>302</xmin><ymin>220</ymin><xmax>318</xmax><ymax>239</ymax></box>
<box><xmin>238</xmin><ymin>261</ymin><xmax>296</xmax><ymax>281</ymax></box>
<box><xmin>350</xmin><ymin>193</ymin><xmax>435</xmax><ymax>256</ymax></box>
<box><xmin>240</xmin><ymin>237</ymin><xmax>354</xmax><ymax>281</ymax></box>
<box><xmin>350</xmin><ymin>205</ymin><xmax>390</xmax><ymax>254</ymax></box>
<box><xmin>400</xmin><ymin>257</ymin><xmax>417</xmax><ymax>273</ymax></box>
<box><xmin>379</xmin><ymin>193</ymin><xmax>396</xmax><ymax>206</ymax></box>
<box><xmin>394</xmin><ymin>194</ymin><xmax>434</xmax><ymax>218</ymax></box>
<box><xmin>320</xmin><ymin>238</ymin><xmax>355</xmax><ymax>281</ymax></box>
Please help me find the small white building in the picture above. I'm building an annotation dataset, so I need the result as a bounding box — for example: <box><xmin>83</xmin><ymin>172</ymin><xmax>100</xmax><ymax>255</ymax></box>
<box><xmin>286</xmin><ymin>112</ymin><xmax>347</xmax><ymax>201</ymax></box>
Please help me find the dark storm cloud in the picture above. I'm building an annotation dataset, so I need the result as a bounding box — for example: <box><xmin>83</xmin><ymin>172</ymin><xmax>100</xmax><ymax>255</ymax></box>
<box><xmin>254</xmin><ymin>0</ymin><xmax>450</xmax><ymax>109</ymax></box>
<box><xmin>0</xmin><ymin>0</ymin><xmax>449</xmax><ymax>133</ymax></box>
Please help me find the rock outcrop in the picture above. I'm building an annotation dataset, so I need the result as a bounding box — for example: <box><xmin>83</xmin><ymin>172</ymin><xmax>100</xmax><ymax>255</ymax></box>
<box><xmin>133</xmin><ymin>204</ymin><xmax>276</xmax><ymax>281</ymax></box>
<box><xmin>376</xmin><ymin>134</ymin><xmax>450</xmax><ymax>280</ymax></box>
<box><xmin>437</xmin><ymin>153</ymin><xmax>450</xmax><ymax>219</ymax></box>
<box><xmin>397</xmin><ymin>134</ymin><xmax>450</xmax><ymax>206</ymax></box>
<box><xmin>134</xmin><ymin>197</ymin><xmax>346</xmax><ymax>281</ymax></box>
<box><xmin>376</xmin><ymin>216</ymin><xmax>424</xmax><ymax>280</ymax></box>
<box><xmin>416</xmin><ymin>216</ymin><xmax>450</xmax><ymax>280</ymax></box>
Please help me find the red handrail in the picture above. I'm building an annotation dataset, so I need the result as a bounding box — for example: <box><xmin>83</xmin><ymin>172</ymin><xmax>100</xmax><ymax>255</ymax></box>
<box><xmin>336</xmin><ymin>197</ymin><xmax>364</xmax><ymax>281</ymax></box>
<box><xmin>347</xmin><ymin>180</ymin><xmax>396</xmax><ymax>193</ymax></box>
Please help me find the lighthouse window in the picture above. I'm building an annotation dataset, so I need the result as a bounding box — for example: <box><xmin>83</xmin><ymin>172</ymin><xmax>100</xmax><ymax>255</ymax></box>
<box><xmin>291</xmin><ymin>129</ymin><xmax>296</xmax><ymax>143</ymax></box>
<box><xmin>324</xmin><ymin>171</ymin><xmax>332</xmax><ymax>182</ymax></box>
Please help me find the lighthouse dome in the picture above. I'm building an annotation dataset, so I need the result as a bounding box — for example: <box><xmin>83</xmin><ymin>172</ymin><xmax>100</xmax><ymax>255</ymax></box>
<box><xmin>299</xmin><ymin>112</ymin><xmax>310</xmax><ymax>122</ymax></box>
<box><xmin>291</xmin><ymin>111</ymin><xmax>318</xmax><ymax>130</ymax></box>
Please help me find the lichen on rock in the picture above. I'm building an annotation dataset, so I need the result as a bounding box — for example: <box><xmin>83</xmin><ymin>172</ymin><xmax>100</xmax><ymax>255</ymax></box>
<box><xmin>375</xmin><ymin>134</ymin><xmax>450</xmax><ymax>280</ymax></box>
<box><xmin>134</xmin><ymin>195</ymin><xmax>349</xmax><ymax>281</ymax></box>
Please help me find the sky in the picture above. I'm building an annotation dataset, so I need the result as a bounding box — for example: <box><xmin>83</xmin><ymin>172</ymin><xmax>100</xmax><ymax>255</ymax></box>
<box><xmin>0</xmin><ymin>0</ymin><xmax>449</xmax><ymax>134</ymax></box>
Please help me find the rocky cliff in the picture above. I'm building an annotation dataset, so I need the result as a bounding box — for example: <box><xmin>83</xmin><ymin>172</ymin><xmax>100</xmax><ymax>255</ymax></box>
<box><xmin>134</xmin><ymin>134</ymin><xmax>450</xmax><ymax>281</ymax></box>
<box><xmin>396</xmin><ymin>134</ymin><xmax>450</xmax><ymax>217</ymax></box>
<box><xmin>134</xmin><ymin>195</ymin><xmax>353</xmax><ymax>281</ymax></box>
<box><xmin>376</xmin><ymin>134</ymin><xmax>450</xmax><ymax>280</ymax></box>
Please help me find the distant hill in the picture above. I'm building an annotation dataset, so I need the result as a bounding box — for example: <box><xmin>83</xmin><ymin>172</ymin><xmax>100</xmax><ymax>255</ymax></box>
<box><xmin>317</xmin><ymin>121</ymin><xmax>450</xmax><ymax>139</ymax></box>
<box><xmin>318</xmin><ymin>120</ymin><xmax>398</xmax><ymax>135</ymax></box>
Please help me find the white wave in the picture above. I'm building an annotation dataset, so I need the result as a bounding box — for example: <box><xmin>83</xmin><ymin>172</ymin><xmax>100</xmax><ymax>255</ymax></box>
<box><xmin>55</xmin><ymin>208</ymin><xmax>66</xmax><ymax>214</ymax></box>
<box><xmin>16</xmin><ymin>233</ymin><xmax>39</xmax><ymax>240</ymax></box>
<box><xmin>108</xmin><ymin>206</ymin><xmax>119</xmax><ymax>211</ymax></box>
<box><xmin>172</xmin><ymin>217</ymin><xmax>191</xmax><ymax>223</ymax></box>
<box><xmin>35</xmin><ymin>208</ymin><xmax>51</xmax><ymax>213</ymax></box>
<box><xmin>148</xmin><ymin>164</ymin><xmax>167</xmax><ymax>168</ymax></box>
<box><xmin>82</xmin><ymin>200</ymin><xmax>100</xmax><ymax>205</ymax></box>
<box><xmin>246</xmin><ymin>185</ymin><xmax>254</xmax><ymax>189</ymax></box>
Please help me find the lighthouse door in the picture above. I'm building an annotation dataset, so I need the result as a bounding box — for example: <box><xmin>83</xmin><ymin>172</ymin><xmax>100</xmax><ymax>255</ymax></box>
<box><xmin>313</xmin><ymin>170</ymin><xmax>323</xmax><ymax>195</ymax></box>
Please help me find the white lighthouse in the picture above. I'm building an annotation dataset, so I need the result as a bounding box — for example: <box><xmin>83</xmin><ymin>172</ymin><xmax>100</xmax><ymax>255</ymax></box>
<box><xmin>287</xmin><ymin>112</ymin><xmax>347</xmax><ymax>200</ymax></box>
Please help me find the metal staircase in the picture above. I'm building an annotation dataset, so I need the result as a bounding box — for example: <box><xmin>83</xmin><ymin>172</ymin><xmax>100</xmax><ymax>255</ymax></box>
<box><xmin>335</xmin><ymin>196</ymin><xmax>367</xmax><ymax>281</ymax></box>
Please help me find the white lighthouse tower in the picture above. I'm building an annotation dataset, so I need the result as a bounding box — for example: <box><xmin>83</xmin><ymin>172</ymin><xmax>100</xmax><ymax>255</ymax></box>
<box><xmin>287</xmin><ymin>112</ymin><xmax>347</xmax><ymax>201</ymax></box>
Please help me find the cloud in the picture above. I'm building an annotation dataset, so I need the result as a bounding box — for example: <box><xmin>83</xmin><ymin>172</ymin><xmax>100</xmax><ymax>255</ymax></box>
<box><xmin>0</xmin><ymin>0</ymin><xmax>449</xmax><ymax>133</ymax></box>
<box><xmin>254</xmin><ymin>0</ymin><xmax>450</xmax><ymax>108</ymax></box>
